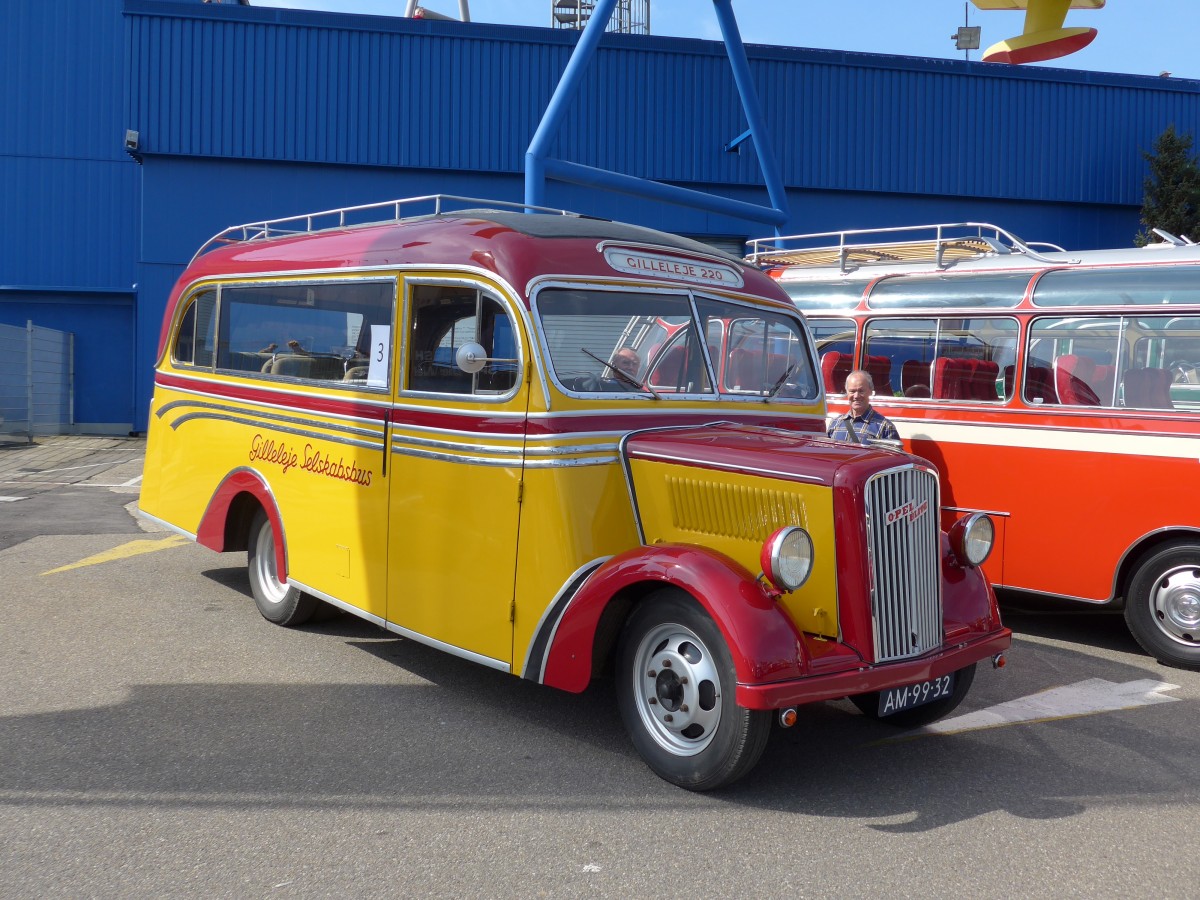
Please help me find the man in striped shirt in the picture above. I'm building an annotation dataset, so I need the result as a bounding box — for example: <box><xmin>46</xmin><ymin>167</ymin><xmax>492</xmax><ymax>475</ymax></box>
<box><xmin>827</xmin><ymin>369</ymin><xmax>899</xmax><ymax>443</ymax></box>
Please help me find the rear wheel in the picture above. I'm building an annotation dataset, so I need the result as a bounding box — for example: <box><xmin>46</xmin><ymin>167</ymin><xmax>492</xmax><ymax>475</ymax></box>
<box><xmin>849</xmin><ymin>663</ymin><xmax>976</xmax><ymax>728</ymax></box>
<box><xmin>246</xmin><ymin>509</ymin><xmax>319</xmax><ymax>626</ymax></box>
<box><xmin>1124</xmin><ymin>542</ymin><xmax>1200</xmax><ymax>670</ymax></box>
<box><xmin>615</xmin><ymin>589</ymin><xmax>770</xmax><ymax>791</ymax></box>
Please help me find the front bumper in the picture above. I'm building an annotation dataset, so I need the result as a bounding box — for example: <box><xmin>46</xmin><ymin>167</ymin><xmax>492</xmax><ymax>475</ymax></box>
<box><xmin>735</xmin><ymin>628</ymin><xmax>1012</xmax><ymax>709</ymax></box>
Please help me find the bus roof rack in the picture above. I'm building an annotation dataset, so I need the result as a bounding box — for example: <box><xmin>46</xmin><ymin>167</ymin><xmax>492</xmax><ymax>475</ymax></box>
<box><xmin>192</xmin><ymin>194</ymin><xmax>587</xmax><ymax>263</ymax></box>
<box><xmin>745</xmin><ymin>222</ymin><xmax>1068</xmax><ymax>273</ymax></box>
<box><xmin>1151</xmin><ymin>228</ymin><xmax>1197</xmax><ymax>246</ymax></box>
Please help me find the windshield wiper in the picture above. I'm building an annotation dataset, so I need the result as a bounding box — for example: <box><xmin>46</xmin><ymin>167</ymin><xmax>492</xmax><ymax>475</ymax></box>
<box><xmin>580</xmin><ymin>348</ymin><xmax>661</xmax><ymax>399</ymax></box>
<box><xmin>764</xmin><ymin>363</ymin><xmax>799</xmax><ymax>400</ymax></box>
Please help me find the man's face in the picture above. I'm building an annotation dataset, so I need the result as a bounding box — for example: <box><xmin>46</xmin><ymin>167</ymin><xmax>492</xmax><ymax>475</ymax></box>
<box><xmin>845</xmin><ymin>374</ymin><xmax>871</xmax><ymax>417</ymax></box>
<box><xmin>614</xmin><ymin>350</ymin><xmax>639</xmax><ymax>378</ymax></box>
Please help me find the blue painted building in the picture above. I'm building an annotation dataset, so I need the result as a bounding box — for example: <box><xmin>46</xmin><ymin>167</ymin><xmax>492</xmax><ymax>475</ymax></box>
<box><xmin>3</xmin><ymin>0</ymin><xmax>1199</xmax><ymax>432</ymax></box>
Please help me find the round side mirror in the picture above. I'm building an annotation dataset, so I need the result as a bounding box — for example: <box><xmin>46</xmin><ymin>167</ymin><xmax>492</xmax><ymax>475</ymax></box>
<box><xmin>455</xmin><ymin>342</ymin><xmax>488</xmax><ymax>374</ymax></box>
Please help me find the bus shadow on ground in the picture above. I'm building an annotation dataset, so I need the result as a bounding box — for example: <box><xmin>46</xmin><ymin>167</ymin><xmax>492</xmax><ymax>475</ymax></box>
<box><xmin>999</xmin><ymin>599</ymin><xmax>1143</xmax><ymax>657</ymax></box>
<box><xmin>177</xmin><ymin>566</ymin><xmax>1194</xmax><ymax>825</ymax></box>
<box><xmin>4</xmin><ymin>621</ymin><xmax>1192</xmax><ymax>829</ymax></box>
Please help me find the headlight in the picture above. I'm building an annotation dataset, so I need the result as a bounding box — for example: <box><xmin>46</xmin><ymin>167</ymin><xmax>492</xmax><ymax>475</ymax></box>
<box><xmin>950</xmin><ymin>513</ymin><xmax>994</xmax><ymax>567</ymax></box>
<box><xmin>760</xmin><ymin>526</ymin><xmax>814</xmax><ymax>592</ymax></box>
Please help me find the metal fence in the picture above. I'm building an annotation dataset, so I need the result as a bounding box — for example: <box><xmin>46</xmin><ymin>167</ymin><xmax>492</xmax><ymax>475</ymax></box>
<box><xmin>0</xmin><ymin>321</ymin><xmax>74</xmax><ymax>440</ymax></box>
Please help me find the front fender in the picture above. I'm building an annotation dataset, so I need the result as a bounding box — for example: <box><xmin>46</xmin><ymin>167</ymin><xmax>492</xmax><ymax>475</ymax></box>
<box><xmin>941</xmin><ymin>533</ymin><xmax>1002</xmax><ymax>633</ymax></box>
<box><xmin>535</xmin><ymin>544</ymin><xmax>807</xmax><ymax>694</ymax></box>
<box><xmin>196</xmin><ymin>467</ymin><xmax>286</xmax><ymax>578</ymax></box>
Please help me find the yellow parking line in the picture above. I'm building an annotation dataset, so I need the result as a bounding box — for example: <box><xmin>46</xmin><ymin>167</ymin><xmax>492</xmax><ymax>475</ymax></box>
<box><xmin>41</xmin><ymin>534</ymin><xmax>189</xmax><ymax>575</ymax></box>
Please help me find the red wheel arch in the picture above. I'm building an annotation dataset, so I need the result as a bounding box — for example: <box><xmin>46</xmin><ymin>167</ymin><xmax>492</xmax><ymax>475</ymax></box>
<box><xmin>196</xmin><ymin>468</ymin><xmax>287</xmax><ymax>579</ymax></box>
<box><xmin>538</xmin><ymin>544</ymin><xmax>807</xmax><ymax>694</ymax></box>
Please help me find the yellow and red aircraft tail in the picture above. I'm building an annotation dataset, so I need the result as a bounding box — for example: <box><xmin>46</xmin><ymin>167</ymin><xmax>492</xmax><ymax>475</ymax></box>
<box><xmin>971</xmin><ymin>0</ymin><xmax>1104</xmax><ymax>65</ymax></box>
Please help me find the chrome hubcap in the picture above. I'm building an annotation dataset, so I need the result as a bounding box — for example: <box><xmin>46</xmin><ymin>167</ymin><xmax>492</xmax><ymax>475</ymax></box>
<box><xmin>252</xmin><ymin>521</ymin><xmax>288</xmax><ymax>606</ymax></box>
<box><xmin>632</xmin><ymin>623</ymin><xmax>722</xmax><ymax>756</ymax></box>
<box><xmin>1151</xmin><ymin>564</ymin><xmax>1200</xmax><ymax>646</ymax></box>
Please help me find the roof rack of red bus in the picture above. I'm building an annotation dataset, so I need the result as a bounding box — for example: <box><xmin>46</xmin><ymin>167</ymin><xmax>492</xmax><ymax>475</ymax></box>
<box><xmin>191</xmin><ymin>194</ymin><xmax>586</xmax><ymax>263</ymax></box>
<box><xmin>744</xmin><ymin>222</ymin><xmax>1069</xmax><ymax>273</ymax></box>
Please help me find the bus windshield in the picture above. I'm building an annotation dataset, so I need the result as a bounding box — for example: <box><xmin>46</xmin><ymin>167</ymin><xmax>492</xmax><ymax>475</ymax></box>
<box><xmin>535</xmin><ymin>287</ymin><xmax>818</xmax><ymax>401</ymax></box>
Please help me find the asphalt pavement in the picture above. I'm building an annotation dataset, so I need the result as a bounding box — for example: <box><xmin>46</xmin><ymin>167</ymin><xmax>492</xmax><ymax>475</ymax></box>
<box><xmin>0</xmin><ymin>435</ymin><xmax>149</xmax><ymax>551</ymax></box>
<box><xmin>2</xmin><ymin>434</ymin><xmax>1199</xmax><ymax>898</ymax></box>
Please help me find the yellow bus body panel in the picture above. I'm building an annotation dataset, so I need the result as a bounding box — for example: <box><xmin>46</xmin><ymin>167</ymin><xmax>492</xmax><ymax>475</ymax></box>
<box><xmin>627</xmin><ymin>459</ymin><xmax>838</xmax><ymax>638</ymax></box>
<box><xmin>143</xmin><ymin>371</ymin><xmax>392</xmax><ymax>620</ymax></box>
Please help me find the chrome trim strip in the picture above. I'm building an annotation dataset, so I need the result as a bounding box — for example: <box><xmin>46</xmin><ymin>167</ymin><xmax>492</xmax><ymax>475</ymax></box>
<box><xmin>389</xmin><ymin>444</ymin><xmax>616</xmax><ymax>468</ymax></box>
<box><xmin>390</xmin><ymin>445</ymin><xmax>520</xmax><ymax>467</ymax></box>
<box><xmin>530</xmin><ymin>429</ymin><xmax>628</xmax><ymax>443</ymax></box>
<box><xmin>289</xmin><ymin>579</ymin><xmax>387</xmax><ymax>628</ymax></box>
<box><xmin>392</xmin><ymin>434</ymin><xmax>525</xmax><ymax>456</ymax></box>
<box><xmin>397</xmin><ymin>419</ymin><xmax>627</xmax><ymax>447</ymax></box>
<box><xmin>158</xmin><ymin>398</ymin><xmax>383</xmax><ymax>440</ymax></box>
<box><xmin>134</xmin><ymin>509</ymin><xmax>196</xmax><ymax>542</ymax></box>
<box><xmin>390</xmin><ymin>401</ymin><xmax>529</xmax><ymax>419</ymax></box>
<box><xmin>527</xmin><ymin>442</ymin><xmax>620</xmax><ymax>457</ymax></box>
<box><xmin>627</xmin><ymin>448</ymin><xmax>825</xmax><ymax>484</ymax></box>
<box><xmin>943</xmin><ymin>506</ymin><xmax>1012</xmax><ymax>518</ymax></box>
<box><xmin>524</xmin><ymin>456</ymin><xmax>619</xmax><ymax>468</ymax></box>
<box><xmin>526</xmin><ymin>407</ymin><xmax>822</xmax><ymax>423</ymax></box>
<box><xmin>520</xmin><ymin>558</ymin><xmax>611</xmax><ymax>682</ymax></box>
<box><xmin>390</xmin><ymin>431</ymin><xmax>619</xmax><ymax>458</ymax></box>
<box><xmin>382</xmin><ymin>620</ymin><xmax>511</xmax><ymax>673</ymax></box>
<box><xmin>164</xmin><ymin>411</ymin><xmax>384</xmax><ymax>451</ymax></box>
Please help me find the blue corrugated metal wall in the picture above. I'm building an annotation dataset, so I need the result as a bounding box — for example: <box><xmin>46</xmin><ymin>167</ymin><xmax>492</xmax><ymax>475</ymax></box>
<box><xmin>7</xmin><ymin>0</ymin><xmax>1200</xmax><ymax>430</ymax></box>
<box><xmin>125</xmin><ymin>1</ymin><xmax>1200</xmax><ymax>210</ymax></box>
<box><xmin>2</xmin><ymin>0</ymin><xmax>137</xmax><ymax>291</ymax></box>
<box><xmin>1</xmin><ymin>0</ymin><xmax>137</xmax><ymax>432</ymax></box>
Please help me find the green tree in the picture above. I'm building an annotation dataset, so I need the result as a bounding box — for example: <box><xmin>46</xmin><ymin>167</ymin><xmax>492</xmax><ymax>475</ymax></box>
<box><xmin>1137</xmin><ymin>125</ymin><xmax>1200</xmax><ymax>246</ymax></box>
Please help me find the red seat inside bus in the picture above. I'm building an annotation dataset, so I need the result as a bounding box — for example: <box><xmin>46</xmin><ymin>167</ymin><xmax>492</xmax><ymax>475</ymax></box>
<box><xmin>864</xmin><ymin>354</ymin><xmax>894</xmax><ymax>395</ymax></box>
<box><xmin>1053</xmin><ymin>354</ymin><xmax>1101</xmax><ymax>406</ymax></box>
<box><xmin>901</xmin><ymin>359</ymin><xmax>930</xmax><ymax>397</ymax></box>
<box><xmin>1009</xmin><ymin>364</ymin><xmax>1056</xmax><ymax>404</ymax></box>
<box><xmin>820</xmin><ymin>351</ymin><xmax>851</xmax><ymax>393</ymax></box>
<box><xmin>1123</xmin><ymin>367</ymin><xmax>1174</xmax><ymax>409</ymax></box>
<box><xmin>932</xmin><ymin>357</ymin><xmax>972</xmax><ymax>400</ymax></box>
<box><xmin>1092</xmin><ymin>364</ymin><xmax>1117</xmax><ymax>404</ymax></box>
<box><xmin>648</xmin><ymin>343</ymin><xmax>687</xmax><ymax>389</ymax></box>
<box><xmin>726</xmin><ymin>348</ymin><xmax>791</xmax><ymax>392</ymax></box>
<box><xmin>968</xmin><ymin>359</ymin><xmax>1000</xmax><ymax>401</ymax></box>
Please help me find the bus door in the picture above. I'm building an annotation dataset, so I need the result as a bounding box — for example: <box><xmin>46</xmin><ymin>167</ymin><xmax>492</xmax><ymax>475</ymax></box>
<box><xmin>386</xmin><ymin>281</ymin><xmax>527</xmax><ymax>667</ymax></box>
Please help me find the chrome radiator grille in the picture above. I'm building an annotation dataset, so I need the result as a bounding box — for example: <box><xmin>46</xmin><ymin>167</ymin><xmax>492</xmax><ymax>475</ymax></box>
<box><xmin>864</xmin><ymin>465</ymin><xmax>942</xmax><ymax>663</ymax></box>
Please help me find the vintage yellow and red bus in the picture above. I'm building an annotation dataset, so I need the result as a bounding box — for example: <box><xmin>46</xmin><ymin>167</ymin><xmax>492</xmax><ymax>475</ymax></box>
<box><xmin>139</xmin><ymin>198</ymin><xmax>1009</xmax><ymax>789</ymax></box>
<box><xmin>749</xmin><ymin>222</ymin><xmax>1200</xmax><ymax>670</ymax></box>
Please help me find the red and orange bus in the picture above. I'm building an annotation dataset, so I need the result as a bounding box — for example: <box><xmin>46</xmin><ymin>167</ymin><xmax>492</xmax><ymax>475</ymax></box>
<box><xmin>749</xmin><ymin>222</ymin><xmax>1200</xmax><ymax>669</ymax></box>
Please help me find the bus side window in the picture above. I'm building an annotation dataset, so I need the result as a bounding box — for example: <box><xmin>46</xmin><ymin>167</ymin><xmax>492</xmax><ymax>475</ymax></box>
<box><xmin>172</xmin><ymin>290</ymin><xmax>216</xmax><ymax>369</ymax></box>
<box><xmin>407</xmin><ymin>286</ymin><xmax>519</xmax><ymax>396</ymax></box>
<box><xmin>863</xmin><ymin>317</ymin><xmax>937</xmax><ymax>399</ymax></box>
<box><xmin>218</xmin><ymin>281</ymin><xmax>393</xmax><ymax>387</ymax></box>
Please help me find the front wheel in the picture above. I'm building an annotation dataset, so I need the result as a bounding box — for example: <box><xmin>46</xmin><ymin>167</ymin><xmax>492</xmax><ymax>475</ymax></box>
<box><xmin>246</xmin><ymin>509</ymin><xmax>319</xmax><ymax>626</ymax></box>
<box><xmin>615</xmin><ymin>589</ymin><xmax>770</xmax><ymax>791</ymax></box>
<box><xmin>1124</xmin><ymin>542</ymin><xmax>1200</xmax><ymax>670</ymax></box>
<box><xmin>849</xmin><ymin>663</ymin><xmax>976</xmax><ymax>728</ymax></box>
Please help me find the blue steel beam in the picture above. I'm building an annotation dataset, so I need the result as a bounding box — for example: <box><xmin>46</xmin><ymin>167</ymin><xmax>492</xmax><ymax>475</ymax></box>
<box><xmin>525</xmin><ymin>0</ymin><xmax>789</xmax><ymax>231</ymax></box>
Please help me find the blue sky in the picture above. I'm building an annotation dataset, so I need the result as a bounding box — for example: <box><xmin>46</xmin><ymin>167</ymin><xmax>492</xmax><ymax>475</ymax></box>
<box><xmin>250</xmin><ymin>1</ymin><xmax>1200</xmax><ymax>80</ymax></box>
